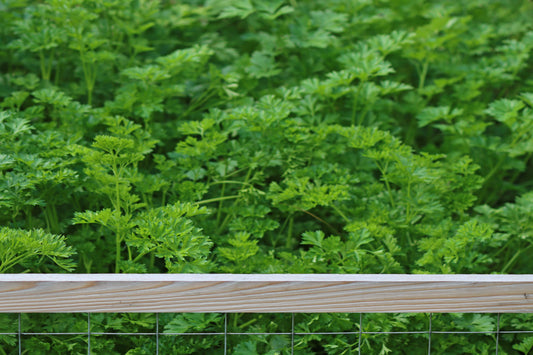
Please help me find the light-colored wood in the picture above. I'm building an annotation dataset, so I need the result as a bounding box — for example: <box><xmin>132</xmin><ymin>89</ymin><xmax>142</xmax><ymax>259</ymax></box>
<box><xmin>2</xmin><ymin>274</ymin><xmax>533</xmax><ymax>313</ymax></box>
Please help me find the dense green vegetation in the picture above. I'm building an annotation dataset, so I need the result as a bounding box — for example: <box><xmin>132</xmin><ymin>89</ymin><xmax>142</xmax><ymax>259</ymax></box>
<box><xmin>1</xmin><ymin>0</ymin><xmax>533</xmax><ymax>353</ymax></box>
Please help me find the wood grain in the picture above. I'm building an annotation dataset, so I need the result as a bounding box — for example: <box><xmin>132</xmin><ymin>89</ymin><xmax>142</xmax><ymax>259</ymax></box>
<box><xmin>1</xmin><ymin>274</ymin><xmax>533</xmax><ymax>313</ymax></box>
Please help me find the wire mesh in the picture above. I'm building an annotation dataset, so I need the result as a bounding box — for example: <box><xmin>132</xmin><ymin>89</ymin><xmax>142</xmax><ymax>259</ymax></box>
<box><xmin>2</xmin><ymin>312</ymin><xmax>533</xmax><ymax>354</ymax></box>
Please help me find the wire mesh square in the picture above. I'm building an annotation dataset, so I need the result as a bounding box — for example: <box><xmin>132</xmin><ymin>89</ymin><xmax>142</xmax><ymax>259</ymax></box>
<box><xmin>3</xmin><ymin>312</ymin><xmax>533</xmax><ymax>354</ymax></box>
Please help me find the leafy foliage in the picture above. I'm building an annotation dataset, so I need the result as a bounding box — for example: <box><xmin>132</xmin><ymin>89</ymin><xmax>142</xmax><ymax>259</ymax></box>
<box><xmin>0</xmin><ymin>227</ymin><xmax>75</xmax><ymax>273</ymax></box>
<box><xmin>1</xmin><ymin>0</ymin><xmax>533</xmax><ymax>353</ymax></box>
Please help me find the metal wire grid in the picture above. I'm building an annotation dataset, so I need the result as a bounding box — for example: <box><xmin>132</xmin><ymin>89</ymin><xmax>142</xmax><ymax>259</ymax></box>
<box><xmin>3</xmin><ymin>313</ymin><xmax>533</xmax><ymax>354</ymax></box>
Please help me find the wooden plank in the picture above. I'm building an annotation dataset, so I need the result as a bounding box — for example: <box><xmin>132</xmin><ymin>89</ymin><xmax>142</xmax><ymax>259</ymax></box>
<box><xmin>1</xmin><ymin>274</ymin><xmax>533</xmax><ymax>313</ymax></box>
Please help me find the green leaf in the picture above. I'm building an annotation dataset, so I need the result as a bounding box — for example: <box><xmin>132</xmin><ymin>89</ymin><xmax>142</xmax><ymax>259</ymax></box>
<box><xmin>301</xmin><ymin>230</ymin><xmax>325</xmax><ymax>248</ymax></box>
<box><xmin>485</xmin><ymin>99</ymin><xmax>525</xmax><ymax>126</ymax></box>
<box><xmin>218</xmin><ymin>231</ymin><xmax>258</xmax><ymax>261</ymax></box>
<box><xmin>255</xmin><ymin>0</ymin><xmax>293</xmax><ymax>20</ymax></box>
<box><xmin>0</xmin><ymin>227</ymin><xmax>76</xmax><ymax>273</ymax></box>
<box><xmin>210</xmin><ymin>0</ymin><xmax>254</xmax><ymax>19</ymax></box>
<box><xmin>513</xmin><ymin>337</ymin><xmax>533</xmax><ymax>354</ymax></box>
<box><xmin>416</xmin><ymin>106</ymin><xmax>463</xmax><ymax>127</ymax></box>
<box><xmin>246</xmin><ymin>51</ymin><xmax>281</xmax><ymax>79</ymax></box>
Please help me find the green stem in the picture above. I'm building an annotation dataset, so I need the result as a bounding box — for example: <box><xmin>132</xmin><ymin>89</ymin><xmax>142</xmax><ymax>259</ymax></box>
<box><xmin>299</xmin><ymin>208</ymin><xmax>340</xmax><ymax>235</ymax></box>
<box><xmin>210</xmin><ymin>180</ymin><xmax>253</xmax><ymax>187</ymax></box>
<box><xmin>406</xmin><ymin>232</ymin><xmax>414</xmax><ymax>247</ymax></box>
<box><xmin>112</xmin><ymin>160</ymin><xmax>122</xmax><ymax>273</ymax></box>
<box><xmin>39</xmin><ymin>51</ymin><xmax>47</xmax><ymax>81</ymax></box>
<box><xmin>116</xmin><ymin>230</ymin><xmax>121</xmax><ymax>273</ymax></box>
<box><xmin>195</xmin><ymin>195</ymin><xmax>240</xmax><ymax>205</ymax></box>
<box><xmin>484</xmin><ymin>159</ymin><xmax>503</xmax><ymax>187</ymax></box>
<box><xmin>0</xmin><ymin>252</ymin><xmax>33</xmax><ymax>273</ymax></box>
<box><xmin>39</xmin><ymin>50</ymin><xmax>52</xmax><ymax>81</ymax></box>
<box><xmin>406</xmin><ymin>181</ymin><xmax>411</xmax><ymax>223</ymax></box>
<box><xmin>331</xmin><ymin>204</ymin><xmax>350</xmax><ymax>223</ymax></box>
<box><xmin>239</xmin><ymin>318</ymin><xmax>257</xmax><ymax>329</ymax></box>
<box><xmin>502</xmin><ymin>244</ymin><xmax>533</xmax><ymax>273</ymax></box>
<box><xmin>43</xmin><ymin>202</ymin><xmax>60</xmax><ymax>233</ymax></box>
<box><xmin>223</xmin><ymin>167</ymin><xmax>249</xmax><ymax>179</ymax></box>
<box><xmin>482</xmin><ymin>128</ymin><xmax>530</xmax><ymax>203</ymax></box>
<box><xmin>76</xmin><ymin>36</ymin><xmax>95</xmax><ymax>105</ymax></box>
<box><xmin>480</xmin><ymin>157</ymin><xmax>505</xmax><ymax>203</ymax></box>
<box><xmin>357</xmin><ymin>104</ymin><xmax>370</xmax><ymax>126</ymax></box>
<box><xmin>275</xmin><ymin>214</ymin><xmax>292</xmax><ymax>247</ymax></box>
<box><xmin>376</xmin><ymin>161</ymin><xmax>395</xmax><ymax>208</ymax></box>
<box><xmin>216</xmin><ymin>182</ymin><xmax>226</xmax><ymax>227</ymax></box>
<box><xmin>132</xmin><ymin>245</ymin><xmax>159</xmax><ymax>263</ymax></box>
<box><xmin>286</xmin><ymin>215</ymin><xmax>294</xmax><ymax>249</ymax></box>
<box><xmin>418</xmin><ymin>60</ymin><xmax>429</xmax><ymax>90</ymax></box>
<box><xmin>161</xmin><ymin>188</ymin><xmax>168</xmax><ymax>206</ymax></box>
<box><xmin>82</xmin><ymin>253</ymin><xmax>92</xmax><ymax>273</ymax></box>
<box><xmin>351</xmin><ymin>84</ymin><xmax>361</xmax><ymax>126</ymax></box>
<box><xmin>43</xmin><ymin>206</ymin><xmax>52</xmax><ymax>232</ymax></box>
<box><xmin>181</xmin><ymin>89</ymin><xmax>217</xmax><ymax>118</ymax></box>
<box><xmin>215</xmin><ymin>167</ymin><xmax>254</xmax><ymax>234</ymax></box>
<box><xmin>243</xmin><ymin>167</ymin><xmax>253</xmax><ymax>184</ymax></box>
<box><xmin>216</xmin><ymin>213</ymin><xmax>233</xmax><ymax>235</ymax></box>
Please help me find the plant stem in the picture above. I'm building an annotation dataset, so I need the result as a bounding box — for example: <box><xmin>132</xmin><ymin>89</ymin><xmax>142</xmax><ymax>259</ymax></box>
<box><xmin>239</xmin><ymin>318</ymin><xmax>257</xmax><ymax>329</ymax></box>
<box><xmin>286</xmin><ymin>215</ymin><xmax>294</xmax><ymax>249</ymax></box>
<box><xmin>480</xmin><ymin>157</ymin><xmax>504</xmax><ymax>203</ymax></box>
<box><xmin>405</xmin><ymin>180</ymin><xmax>412</xmax><ymax>223</ymax></box>
<box><xmin>418</xmin><ymin>59</ymin><xmax>429</xmax><ymax>90</ymax></box>
<box><xmin>358</xmin><ymin>103</ymin><xmax>370</xmax><ymax>126</ymax></box>
<box><xmin>39</xmin><ymin>50</ymin><xmax>52</xmax><ymax>81</ymax></box>
<box><xmin>209</xmin><ymin>180</ymin><xmax>253</xmax><ymax>186</ymax></box>
<box><xmin>215</xmin><ymin>167</ymin><xmax>254</xmax><ymax>234</ymax></box>
<box><xmin>331</xmin><ymin>204</ymin><xmax>350</xmax><ymax>223</ymax></box>
<box><xmin>299</xmin><ymin>208</ymin><xmax>340</xmax><ymax>235</ymax></box>
<box><xmin>0</xmin><ymin>252</ymin><xmax>33</xmax><ymax>273</ymax></box>
<box><xmin>43</xmin><ymin>206</ymin><xmax>52</xmax><ymax>232</ymax></box>
<box><xmin>112</xmin><ymin>158</ymin><xmax>123</xmax><ymax>273</ymax></box>
<box><xmin>501</xmin><ymin>244</ymin><xmax>533</xmax><ymax>273</ymax></box>
<box><xmin>351</xmin><ymin>83</ymin><xmax>362</xmax><ymax>125</ymax></box>
<box><xmin>195</xmin><ymin>195</ymin><xmax>240</xmax><ymax>205</ymax></box>
<box><xmin>216</xmin><ymin>182</ymin><xmax>226</xmax><ymax>227</ymax></box>
<box><xmin>376</xmin><ymin>160</ymin><xmax>395</xmax><ymax>208</ymax></box>
<box><xmin>116</xmin><ymin>229</ymin><xmax>121</xmax><ymax>273</ymax></box>
<box><xmin>133</xmin><ymin>246</ymin><xmax>159</xmax><ymax>263</ymax></box>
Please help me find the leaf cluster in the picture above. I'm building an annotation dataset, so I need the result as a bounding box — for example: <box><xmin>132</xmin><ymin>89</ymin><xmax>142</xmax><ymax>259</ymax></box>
<box><xmin>1</xmin><ymin>0</ymin><xmax>533</xmax><ymax>353</ymax></box>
